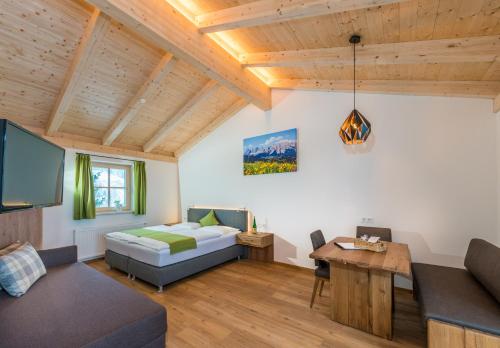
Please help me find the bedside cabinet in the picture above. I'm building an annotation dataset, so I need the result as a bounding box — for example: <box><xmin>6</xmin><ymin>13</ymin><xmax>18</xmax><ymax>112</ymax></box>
<box><xmin>236</xmin><ymin>232</ymin><xmax>274</xmax><ymax>262</ymax></box>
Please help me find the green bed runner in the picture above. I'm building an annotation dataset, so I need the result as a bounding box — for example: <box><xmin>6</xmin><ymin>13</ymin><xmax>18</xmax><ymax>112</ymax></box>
<box><xmin>122</xmin><ymin>228</ymin><xmax>197</xmax><ymax>254</ymax></box>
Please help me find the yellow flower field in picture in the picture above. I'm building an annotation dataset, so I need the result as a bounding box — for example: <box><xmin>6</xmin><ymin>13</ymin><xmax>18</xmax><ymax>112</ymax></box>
<box><xmin>244</xmin><ymin>161</ymin><xmax>297</xmax><ymax>176</ymax></box>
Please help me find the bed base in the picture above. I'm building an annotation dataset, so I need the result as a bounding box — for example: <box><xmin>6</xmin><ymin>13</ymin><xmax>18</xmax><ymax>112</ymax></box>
<box><xmin>105</xmin><ymin>245</ymin><xmax>245</xmax><ymax>292</ymax></box>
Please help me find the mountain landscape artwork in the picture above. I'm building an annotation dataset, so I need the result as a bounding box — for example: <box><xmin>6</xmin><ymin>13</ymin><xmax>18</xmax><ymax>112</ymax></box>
<box><xmin>243</xmin><ymin>128</ymin><xmax>297</xmax><ymax>176</ymax></box>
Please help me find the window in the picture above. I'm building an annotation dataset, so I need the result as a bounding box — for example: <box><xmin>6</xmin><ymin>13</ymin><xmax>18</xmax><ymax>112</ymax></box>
<box><xmin>92</xmin><ymin>162</ymin><xmax>131</xmax><ymax>213</ymax></box>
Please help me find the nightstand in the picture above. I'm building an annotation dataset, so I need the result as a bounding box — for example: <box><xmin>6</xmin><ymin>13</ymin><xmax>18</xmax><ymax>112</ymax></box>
<box><xmin>236</xmin><ymin>232</ymin><xmax>274</xmax><ymax>262</ymax></box>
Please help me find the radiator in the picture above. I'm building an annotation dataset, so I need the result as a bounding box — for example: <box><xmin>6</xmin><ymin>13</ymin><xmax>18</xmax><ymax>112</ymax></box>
<box><xmin>73</xmin><ymin>222</ymin><xmax>147</xmax><ymax>261</ymax></box>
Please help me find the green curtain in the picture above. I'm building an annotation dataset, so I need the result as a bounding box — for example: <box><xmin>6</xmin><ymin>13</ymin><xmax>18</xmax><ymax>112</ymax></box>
<box><xmin>133</xmin><ymin>161</ymin><xmax>147</xmax><ymax>215</ymax></box>
<box><xmin>73</xmin><ymin>153</ymin><xmax>95</xmax><ymax>220</ymax></box>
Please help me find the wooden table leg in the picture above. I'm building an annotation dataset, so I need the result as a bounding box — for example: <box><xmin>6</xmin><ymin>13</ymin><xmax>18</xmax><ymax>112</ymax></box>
<box><xmin>330</xmin><ymin>261</ymin><xmax>350</xmax><ymax>325</ymax></box>
<box><xmin>330</xmin><ymin>261</ymin><xmax>393</xmax><ymax>339</ymax></box>
<box><xmin>370</xmin><ymin>269</ymin><xmax>392</xmax><ymax>339</ymax></box>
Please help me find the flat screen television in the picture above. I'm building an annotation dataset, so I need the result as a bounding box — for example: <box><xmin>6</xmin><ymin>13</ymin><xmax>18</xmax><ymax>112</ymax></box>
<box><xmin>0</xmin><ymin>120</ymin><xmax>65</xmax><ymax>213</ymax></box>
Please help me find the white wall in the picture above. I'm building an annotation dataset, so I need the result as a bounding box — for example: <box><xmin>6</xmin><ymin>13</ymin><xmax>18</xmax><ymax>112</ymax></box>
<box><xmin>43</xmin><ymin>149</ymin><xmax>180</xmax><ymax>249</ymax></box>
<box><xmin>179</xmin><ymin>90</ymin><xmax>499</xmax><ymax>288</ymax></box>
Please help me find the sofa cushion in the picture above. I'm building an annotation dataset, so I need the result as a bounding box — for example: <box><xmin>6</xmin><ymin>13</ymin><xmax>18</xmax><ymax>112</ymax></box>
<box><xmin>0</xmin><ymin>262</ymin><xmax>166</xmax><ymax>348</ymax></box>
<box><xmin>464</xmin><ymin>238</ymin><xmax>500</xmax><ymax>303</ymax></box>
<box><xmin>0</xmin><ymin>241</ymin><xmax>24</xmax><ymax>291</ymax></box>
<box><xmin>0</xmin><ymin>242</ymin><xmax>46</xmax><ymax>297</ymax></box>
<box><xmin>37</xmin><ymin>245</ymin><xmax>78</xmax><ymax>269</ymax></box>
<box><xmin>412</xmin><ymin>262</ymin><xmax>500</xmax><ymax>336</ymax></box>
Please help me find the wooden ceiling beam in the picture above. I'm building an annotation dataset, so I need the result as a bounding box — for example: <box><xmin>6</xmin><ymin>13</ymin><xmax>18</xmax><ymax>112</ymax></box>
<box><xmin>270</xmin><ymin>79</ymin><xmax>500</xmax><ymax>98</ymax></box>
<box><xmin>482</xmin><ymin>57</ymin><xmax>500</xmax><ymax>81</ymax></box>
<box><xmin>242</xmin><ymin>35</ymin><xmax>500</xmax><ymax>68</ymax></box>
<box><xmin>196</xmin><ymin>0</ymin><xmax>407</xmax><ymax>33</ymax></box>
<box><xmin>175</xmin><ymin>98</ymin><xmax>249</xmax><ymax>157</ymax></box>
<box><xmin>46</xmin><ymin>9</ymin><xmax>108</xmax><ymax>136</ymax></box>
<box><xmin>88</xmin><ymin>0</ymin><xmax>271</xmax><ymax>110</ymax></box>
<box><xmin>102</xmin><ymin>54</ymin><xmax>177</xmax><ymax>146</ymax></box>
<box><xmin>494</xmin><ymin>94</ymin><xmax>500</xmax><ymax>113</ymax></box>
<box><xmin>144</xmin><ymin>80</ymin><xmax>220</xmax><ymax>152</ymax></box>
<box><xmin>25</xmin><ymin>126</ymin><xmax>176</xmax><ymax>163</ymax></box>
<box><xmin>46</xmin><ymin>136</ymin><xmax>177</xmax><ymax>163</ymax></box>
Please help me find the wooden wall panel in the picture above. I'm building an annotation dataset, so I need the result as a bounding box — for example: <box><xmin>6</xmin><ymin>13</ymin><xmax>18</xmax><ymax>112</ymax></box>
<box><xmin>175</xmin><ymin>98</ymin><xmax>248</xmax><ymax>157</ymax></box>
<box><xmin>102</xmin><ymin>53</ymin><xmax>177</xmax><ymax>146</ymax></box>
<box><xmin>191</xmin><ymin>0</ymin><xmax>500</xmax><ymax>88</ymax></box>
<box><xmin>192</xmin><ymin>0</ymin><xmax>500</xmax><ymax>52</ymax></box>
<box><xmin>59</xmin><ymin>19</ymin><xmax>164</xmax><ymax>139</ymax></box>
<box><xmin>89</xmin><ymin>0</ymin><xmax>271</xmax><ymax>110</ymax></box>
<box><xmin>483</xmin><ymin>59</ymin><xmax>500</xmax><ymax>81</ymax></box>
<box><xmin>0</xmin><ymin>208</ymin><xmax>43</xmax><ymax>249</ymax></box>
<box><xmin>115</xmin><ymin>61</ymin><xmax>209</xmax><ymax>148</ymax></box>
<box><xmin>0</xmin><ymin>0</ymin><xmax>91</xmax><ymax>128</ymax></box>
<box><xmin>0</xmin><ymin>78</ymin><xmax>58</xmax><ymax>128</ymax></box>
<box><xmin>156</xmin><ymin>86</ymin><xmax>240</xmax><ymax>153</ymax></box>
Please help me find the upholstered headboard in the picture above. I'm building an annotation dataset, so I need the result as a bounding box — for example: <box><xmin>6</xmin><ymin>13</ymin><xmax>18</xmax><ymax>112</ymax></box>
<box><xmin>188</xmin><ymin>208</ymin><xmax>248</xmax><ymax>232</ymax></box>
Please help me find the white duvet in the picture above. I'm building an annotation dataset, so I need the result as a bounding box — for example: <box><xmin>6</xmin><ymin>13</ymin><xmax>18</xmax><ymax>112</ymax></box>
<box><xmin>105</xmin><ymin>225</ymin><xmax>224</xmax><ymax>252</ymax></box>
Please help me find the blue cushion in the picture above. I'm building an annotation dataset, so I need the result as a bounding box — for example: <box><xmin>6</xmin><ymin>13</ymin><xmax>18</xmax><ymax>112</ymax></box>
<box><xmin>0</xmin><ymin>243</ymin><xmax>46</xmax><ymax>297</ymax></box>
<box><xmin>0</xmin><ymin>241</ymin><xmax>23</xmax><ymax>291</ymax></box>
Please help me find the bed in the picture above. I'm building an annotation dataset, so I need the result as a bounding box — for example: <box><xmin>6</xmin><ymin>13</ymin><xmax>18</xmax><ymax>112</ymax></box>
<box><xmin>104</xmin><ymin>208</ymin><xmax>248</xmax><ymax>292</ymax></box>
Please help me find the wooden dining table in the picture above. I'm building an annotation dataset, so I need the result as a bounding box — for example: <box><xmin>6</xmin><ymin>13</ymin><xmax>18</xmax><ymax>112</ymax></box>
<box><xmin>309</xmin><ymin>237</ymin><xmax>412</xmax><ymax>340</ymax></box>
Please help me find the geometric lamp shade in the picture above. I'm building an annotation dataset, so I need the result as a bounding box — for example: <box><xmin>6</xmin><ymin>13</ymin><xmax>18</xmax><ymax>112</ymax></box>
<box><xmin>339</xmin><ymin>109</ymin><xmax>371</xmax><ymax>144</ymax></box>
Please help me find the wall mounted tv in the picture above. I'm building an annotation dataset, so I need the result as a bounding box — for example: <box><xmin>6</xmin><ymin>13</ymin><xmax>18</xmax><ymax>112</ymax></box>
<box><xmin>0</xmin><ymin>120</ymin><xmax>65</xmax><ymax>213</ymax></box>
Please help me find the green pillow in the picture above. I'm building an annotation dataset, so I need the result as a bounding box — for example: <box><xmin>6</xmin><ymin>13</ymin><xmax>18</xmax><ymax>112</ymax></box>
<box><xmin>199</xmin><ymin>210</ymin><xmax>219</xmax><ymax>227</ymax></box>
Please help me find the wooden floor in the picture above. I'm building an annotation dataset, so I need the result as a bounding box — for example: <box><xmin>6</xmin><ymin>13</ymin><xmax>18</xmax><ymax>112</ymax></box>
<box><xmin>89</xmin><ymin>259</ymin><xmax>426</xmax><ymax>348</ymax></box>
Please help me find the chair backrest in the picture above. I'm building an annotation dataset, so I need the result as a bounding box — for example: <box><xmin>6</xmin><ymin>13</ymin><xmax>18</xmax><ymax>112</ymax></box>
<box><xmin>310</xmin><ymin>230</ymin><xmax>326</xmax><ymax>251</ymax></box>
<box><xmin>356</xmin><ymin>226</ymin><xmax>392</xmax><ymax>242</ymax></box>
<box><xmin>464</xmin><ymin>238</ymin><xmax>500</xmax><ymax>303</ymax></box>
<box><xmin>310</xmin><ymin>230</ymin><xmax>326</xmax><ymax>267</ymax></box>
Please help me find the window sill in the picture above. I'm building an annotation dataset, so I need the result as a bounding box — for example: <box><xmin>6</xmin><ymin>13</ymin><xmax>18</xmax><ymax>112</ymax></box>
<box><xmin>96</xmin><ymin>210</ymin><xmax>134</xmax><ymax>216</ymax></box>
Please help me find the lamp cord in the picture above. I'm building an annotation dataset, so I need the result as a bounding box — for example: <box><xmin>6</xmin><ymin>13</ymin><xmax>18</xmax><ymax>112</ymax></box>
<box><xmin>353</xmin><ymin>39</ymin><xmax>356</xmax><ymax>110</ymax></box>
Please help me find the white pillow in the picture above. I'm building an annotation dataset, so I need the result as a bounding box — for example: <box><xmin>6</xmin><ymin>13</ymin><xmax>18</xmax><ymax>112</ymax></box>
<box><xmin>172</xmin><ymin>222</ymin><xmax>201</xmax><ymax>229</ymax></box>
<box><xmin>198</xmin><ymin>225</ymin><xmax>240</xmax><ymax>234</ymax></box>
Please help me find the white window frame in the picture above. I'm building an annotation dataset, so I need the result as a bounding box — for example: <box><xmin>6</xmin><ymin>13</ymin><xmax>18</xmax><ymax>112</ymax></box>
<box><xmin>91</xmin><ymin>161</ymin><xmax>132</xmax><ymax>213</ymax></box>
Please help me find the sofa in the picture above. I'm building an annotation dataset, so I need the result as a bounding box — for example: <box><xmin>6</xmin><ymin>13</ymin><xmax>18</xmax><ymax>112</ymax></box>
<box><xmin>0</xmin><ymin>246</ymin><xmax>167</xmax><ymax>348</ymax></box>
<box><xmin>412</xmin><ymin>238</ymin><xmax>500</xmax><ymax>348</ymax></box>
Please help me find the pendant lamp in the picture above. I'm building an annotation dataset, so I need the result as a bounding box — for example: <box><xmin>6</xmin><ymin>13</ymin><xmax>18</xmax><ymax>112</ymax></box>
<box><xmin>339</xmin><ymin>35</ymin><xmax>371</xmax><ymax>145</ymax></box>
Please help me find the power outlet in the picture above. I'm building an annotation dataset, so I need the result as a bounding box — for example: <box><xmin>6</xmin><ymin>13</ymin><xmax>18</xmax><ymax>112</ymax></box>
<box><xmin>360</xmin><ymin>217</ymin><xmax>374</xmax><ymax>224</ymax></box>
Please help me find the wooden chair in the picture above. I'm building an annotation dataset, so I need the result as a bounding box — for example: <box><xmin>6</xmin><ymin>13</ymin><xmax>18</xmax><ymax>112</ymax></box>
<box><xmin>309</xmin><ymin>230</ymin><xmax>329</xmax><ymax>308</ymax></box>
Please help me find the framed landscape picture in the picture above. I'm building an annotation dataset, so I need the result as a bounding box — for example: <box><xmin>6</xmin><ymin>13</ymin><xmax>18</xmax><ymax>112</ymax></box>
<box><xmin>243</xmin><ymin>128</ymin><xmax>297</xmax><ymax>176</ymax></box>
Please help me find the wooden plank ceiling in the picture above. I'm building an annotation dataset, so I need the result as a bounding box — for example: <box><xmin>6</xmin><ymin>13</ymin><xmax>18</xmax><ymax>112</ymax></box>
<box><xmin>1</xmin><ymin>0</ymin><xmax>500</xmax><ymax>162</ymax></box>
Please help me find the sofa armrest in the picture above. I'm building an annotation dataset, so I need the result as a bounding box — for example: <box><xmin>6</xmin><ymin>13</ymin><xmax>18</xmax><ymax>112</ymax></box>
<box><xmin>37</xmin><ymin>245</ymin><xmax>78</xmax><ymax>268</ymax></box>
